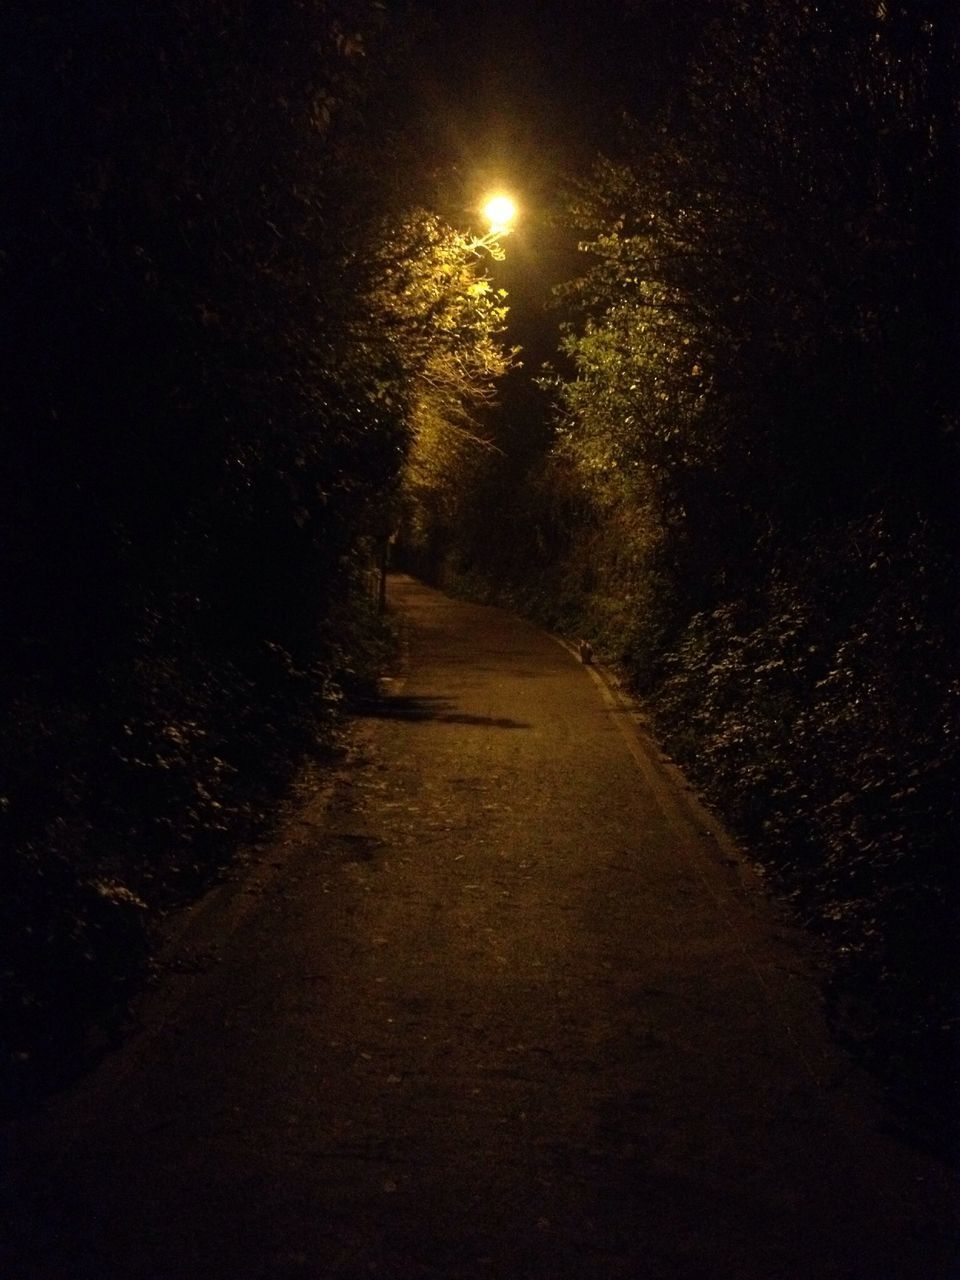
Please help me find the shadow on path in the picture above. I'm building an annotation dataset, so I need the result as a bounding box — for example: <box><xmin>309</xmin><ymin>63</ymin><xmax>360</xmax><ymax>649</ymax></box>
<box><xmin>352</xmin><ymin>693</ymin><xmax>531</xmax><ymax>731</ymax></box>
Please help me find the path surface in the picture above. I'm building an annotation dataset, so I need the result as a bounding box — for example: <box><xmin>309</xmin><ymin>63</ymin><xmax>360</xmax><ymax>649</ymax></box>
<box><xmin>2</xmin><ymin>575</ymin><xmax>957</xmax><ymax>1279</ymax></box>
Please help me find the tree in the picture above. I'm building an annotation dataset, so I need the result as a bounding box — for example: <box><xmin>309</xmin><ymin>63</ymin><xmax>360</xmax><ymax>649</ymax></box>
<box><xmin>551</xmin><ymin>0</ymin><xmax>958</xmax><ymax>595</ymax></box>
<box><xmin>368</xmin><ymin>212</ymin><xmax>516</xmax><ymax>568</ymax></box>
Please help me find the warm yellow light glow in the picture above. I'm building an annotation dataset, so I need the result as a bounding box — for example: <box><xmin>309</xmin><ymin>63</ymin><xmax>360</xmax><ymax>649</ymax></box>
<box><xmin>482</xmin><ymin>194</ymin><xmax>517</xmax><ymax>232</ymax></box>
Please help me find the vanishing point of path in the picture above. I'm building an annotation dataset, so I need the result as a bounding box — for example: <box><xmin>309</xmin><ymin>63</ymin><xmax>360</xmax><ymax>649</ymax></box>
<box><xmin>2</xmin><ymin>575</ymin><xmax>957</xmax><ymax>1279</ymax></box>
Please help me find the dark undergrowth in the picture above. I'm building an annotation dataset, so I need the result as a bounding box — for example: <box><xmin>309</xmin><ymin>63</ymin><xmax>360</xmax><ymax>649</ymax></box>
<box><xmin>0</xmin><ymin>592</ymin><xmax>395</xmax><ymax>1120</ymax></box>
<box><xmin>643</xmin><ymin>524</ymin><xmax>959</xmax><ymax>1163</ymax></box>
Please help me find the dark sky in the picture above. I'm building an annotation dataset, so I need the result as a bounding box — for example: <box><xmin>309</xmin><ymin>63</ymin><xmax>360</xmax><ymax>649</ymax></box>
<box><xmin>409</xmin><ymin>0</ymin><xmax>699</xmax><ymax>189</ymax></box>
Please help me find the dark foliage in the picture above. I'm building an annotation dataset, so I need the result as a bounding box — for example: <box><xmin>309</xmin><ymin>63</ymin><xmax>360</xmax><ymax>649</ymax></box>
<box><xmin>0</xmin><ymin>0</ymin><xmax>410</xmax><ymax>1112</ymax></box>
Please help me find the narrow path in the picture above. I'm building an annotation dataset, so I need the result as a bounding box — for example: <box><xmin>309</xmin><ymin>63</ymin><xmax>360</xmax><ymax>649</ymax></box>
<box><xmin>2</xmin><ymin>575</ymin><xmax>956</xmax><ymax>1279</ymax></box>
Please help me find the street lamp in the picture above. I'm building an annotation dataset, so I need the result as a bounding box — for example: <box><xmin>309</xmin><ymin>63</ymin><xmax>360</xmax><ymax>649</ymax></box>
<box><xmin>470</xmin><ymin>192</ymin><xmax>517</xmax><ymax>260</ymax></box>
<box><xmin>482</xmin><ymin>194</ymin><xmax>517</xmax><ymax>235</ymax></box>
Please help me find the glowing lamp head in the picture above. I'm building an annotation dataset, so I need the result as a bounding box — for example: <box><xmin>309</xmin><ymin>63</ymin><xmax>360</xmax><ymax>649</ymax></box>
<box><xmin>482</xmin><ymin>194</ymin><xmax>517</xmax><ymax>233</ymax></box>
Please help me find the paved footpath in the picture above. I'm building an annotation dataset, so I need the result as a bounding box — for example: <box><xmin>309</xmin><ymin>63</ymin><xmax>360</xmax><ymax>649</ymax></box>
<box><xmin>2</xmin><ymin>575</ymin><xmax>957</xmax><ymax>1278</ymax></box>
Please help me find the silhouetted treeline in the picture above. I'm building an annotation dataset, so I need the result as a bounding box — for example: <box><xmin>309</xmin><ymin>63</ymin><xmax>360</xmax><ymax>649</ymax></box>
<box><xmin>416</xmin><ymin>0</ymin><xmax>959</xmax><ymax>1145</ymax></box>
